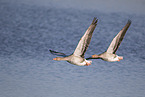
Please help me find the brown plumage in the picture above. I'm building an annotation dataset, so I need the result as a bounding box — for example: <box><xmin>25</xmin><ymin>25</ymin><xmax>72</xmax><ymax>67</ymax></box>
<box><xmin>50</xmin><ymin>17</ymin><xmax>98</xmax><ymax>66</ymax></box>
<box><xmin>87</xmin><ymin>20</ymin><xmax>131</xmax><ymax>62</ymax></box>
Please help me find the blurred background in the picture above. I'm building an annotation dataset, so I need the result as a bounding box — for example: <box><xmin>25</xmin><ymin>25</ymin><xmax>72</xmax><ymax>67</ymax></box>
<box><xmin>0</xmin><ymin>0</ymin><xmax>145</xmax><ymax>97</ymax></box>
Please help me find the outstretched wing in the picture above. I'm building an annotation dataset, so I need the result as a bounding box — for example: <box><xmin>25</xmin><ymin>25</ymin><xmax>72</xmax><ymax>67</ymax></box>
<box><xmin>73</xmin><ymin>17</ymin><xmax>98</xmax><ymax>58</ymax></box>
<box><xmin>107</xmin><ymin>20</ymin><xmax>131</xmax><ymax>54</ymax></box>
<box><xmin>49</xmin><ymin>50</ymin><xmax>67</xmax><ymax>57</ymax></box>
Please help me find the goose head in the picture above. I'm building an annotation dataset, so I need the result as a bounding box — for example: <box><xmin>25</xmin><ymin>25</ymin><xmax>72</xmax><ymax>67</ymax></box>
<box><xmin>53</xmin><ymin>57</ymin><xmax>68</xmax><ymax>61</ymax></box>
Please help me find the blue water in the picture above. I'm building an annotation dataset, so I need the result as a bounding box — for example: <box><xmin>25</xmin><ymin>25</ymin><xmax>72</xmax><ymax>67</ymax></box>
<box><xmin>0</xmin><ymin>1</ymin><xmax>145</xmax><ymax>97</ymax></box>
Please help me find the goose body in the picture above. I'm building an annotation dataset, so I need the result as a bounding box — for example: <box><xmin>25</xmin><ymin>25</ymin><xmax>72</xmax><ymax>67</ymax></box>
<box><xmin>87</xmin><ymin>20</ymin><xmax>131</xmax><ymax>62</ymax></box>
<box><xmin>50</xmin><ymin>17</ymin><xmax>98</xmax><ymax>66</ymax></box>
<box><xmin>67</xmin><ymin>55</ymin><xmax>91</xmax><ymax>66</ymax></box>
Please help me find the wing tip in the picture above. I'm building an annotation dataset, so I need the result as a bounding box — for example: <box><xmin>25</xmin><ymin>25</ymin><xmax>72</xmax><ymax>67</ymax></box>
<box><xmin>49</xmin><ymin>49</ymin><xmax>54</xmax><ymax>53</ymax></box>
<box><xmin>92</xmin><ymin>17</ymin><xmax>98</xmax><ymax>25</ymax></box>
<box><xmin>127</xmin><ymin>19</ymin><xmax>132</xmax><ymax>24</ymax></box>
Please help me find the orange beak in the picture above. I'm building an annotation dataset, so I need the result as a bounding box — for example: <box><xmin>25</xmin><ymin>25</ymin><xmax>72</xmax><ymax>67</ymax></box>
<box><xmin>92</xmin><ymin>54</ymin><xmax>97</xmax><ymax>58</ymax></box>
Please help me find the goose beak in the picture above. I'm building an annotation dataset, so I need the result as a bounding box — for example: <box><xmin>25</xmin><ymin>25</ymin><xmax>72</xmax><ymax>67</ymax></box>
<box><xmin>92</xmin><ymin>54</ymin><xmax>98</xmax><ymax>58</ymax></box>
<box><xmin>53</xmin><ymin>58</ymin><xmax>57</xmax><ymax>60</ymax></box>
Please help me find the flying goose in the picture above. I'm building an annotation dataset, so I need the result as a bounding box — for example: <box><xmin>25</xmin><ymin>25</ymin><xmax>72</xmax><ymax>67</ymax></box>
<box><xmin>50</xmin><ymin>17</ymin><xmax>98</xmax><ymax>66</ymax></box>
<box><xmin>87</xmin><ymin>20</ymin><xmax>131</xmax><ymax>62</ymax></box>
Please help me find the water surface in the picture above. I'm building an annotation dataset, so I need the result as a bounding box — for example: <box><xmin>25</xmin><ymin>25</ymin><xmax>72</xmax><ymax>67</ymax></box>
<box><xmin>0</xmin><ymin>1</ymin><xmax>145</xmax><ymax>97</ymax></box>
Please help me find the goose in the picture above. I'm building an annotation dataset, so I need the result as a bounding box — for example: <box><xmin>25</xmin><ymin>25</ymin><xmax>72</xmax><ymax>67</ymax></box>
<box><xmin>50</xmin><ymin>17</ymin><xmax>98</xmax><ymax>66</ymax></box>
<box><xmin>87</xmin><ymin>20</ymin><xmax>131</xmax><ymax>62</ymax></box>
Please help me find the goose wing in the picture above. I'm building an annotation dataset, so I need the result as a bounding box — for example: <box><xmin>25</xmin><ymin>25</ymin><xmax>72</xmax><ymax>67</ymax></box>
<box><xmin>73</xmin><ymin>17</ymin><xmax>98</xmax><ymax>58</ymax></box>
<box><xmin>107</xmin><ymin>20</ymin><xmax>131</xmax><ymax>54</ymax></box>
<box><xmin>49</xmin><ymin>50</ymin><xmax>67</xmax><ymax>57</ymax></box>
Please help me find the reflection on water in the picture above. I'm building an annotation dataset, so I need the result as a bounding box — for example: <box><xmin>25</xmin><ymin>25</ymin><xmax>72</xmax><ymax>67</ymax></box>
<box><xmin>0</xmin><ymin>1</ymin><xmax>145</xmax><ymax>97</ymax></box>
